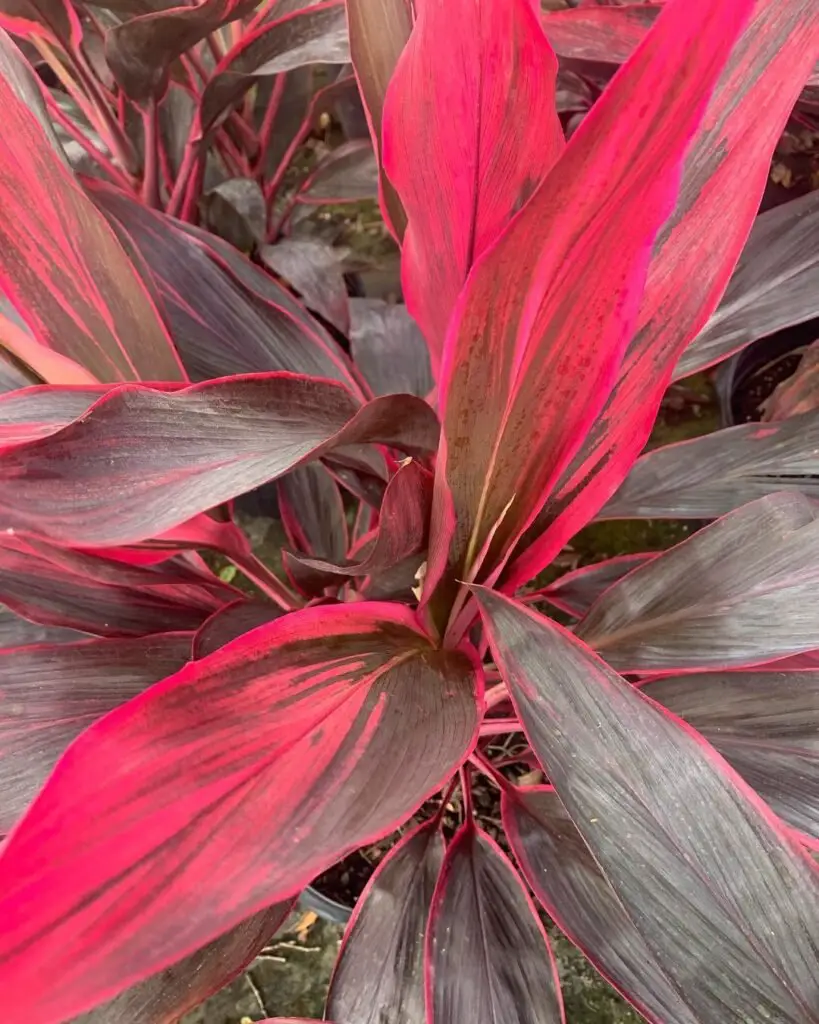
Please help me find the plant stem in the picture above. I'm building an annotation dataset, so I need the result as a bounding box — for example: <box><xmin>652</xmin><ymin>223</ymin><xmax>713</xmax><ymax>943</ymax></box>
<box><xmin>254</xmin><ymin>72</ymin><xmax>287</xmax><ymax>177</ymax></box>
<box><xmin>43</xmin><ymin>90</ymin><xmax>132</xmax><ymax>190</ymax></box>
<box><xmin>459</xmin><ymin>765</ymin><xmax>473</xmax><ymax>822</ymax></box>
<box><xmin>478</xmin><ymin>718</ymin><xmax>521</xmax><ymax>737</ymax></box>
<box><xmin>141</xmin><ymin>101</ymin><xmax>161</xmax><ymax>207</ymax></box>
<box><xmin>229</xmin><ymin>549</ymin><xmax>303</xmax><ymax>611</ymax></box>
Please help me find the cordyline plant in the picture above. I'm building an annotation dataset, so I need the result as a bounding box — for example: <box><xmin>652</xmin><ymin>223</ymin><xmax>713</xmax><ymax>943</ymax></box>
<box><xmin>0</xmin><ymin>0</ymin><xmax>819</xmax><ymax>1020</ymax></box>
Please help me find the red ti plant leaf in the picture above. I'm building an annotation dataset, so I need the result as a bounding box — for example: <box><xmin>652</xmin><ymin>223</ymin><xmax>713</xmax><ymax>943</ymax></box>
<box><xmin>78</xmin><ymin>901</ymin><xmax>293</xmax><ymax>1024</ymax></box>
<box><xmin>533</xmin><ymin>552</ymin><xmax>657</xmax><ymax>618</ymax></box>
<box><xmin>193</xmin><ymin>599</ymin><xmax>282</xmax><ymax>658</ymax></box>
<box><xmin>0</xmin><ymin>603</ymin><xmax>482</xmax><ymax>1021</ymax></box>
<box><xmin>105</xmin><ymin>0</ymin><xmax>259</xmax><ymax>105</ymax></box>
<box><xmin>260</xmin><ymin>237</ymin><xmax>351</xmax><ymax>335</ymax></box>
<box><xmin>641</xmin><ymin>671</ymin><xmax>819</xmax><ymax>845</ymax></box>
<box><xmin>0</xmin><ymin>533</ymin><xmax>230</xmax><ymax>637</ymax></box>
<box><xmin>0</xmin><ymin>603</ymin><xmax>85</xmax><ymax>646</ymax></box>
<box><xmin>422</xmin><ymin>0</ymin><xmax>755</xmax><ymax>628</ymax></box>
<box><xmin>326</xmin><ymin>816</ymin><xmax>444</xmax><ymax>1024</ymax></box>
<box><xmin>0</xmin><ymin>31</ymin><xmax>185</xmax><ymax>383</ymax></box>
<box><xmin>426</xmin><ymin>820</ymin><xmax>565</xmax><ymax>1024</ymax></box>
<box><xmin>0</xmin><ymin>633</ymin><xmax>192</xmax><ymax>833</ymax></box>
<box><xmin>344</xmin><ymin>0</ymin><xmax>410</xmax><ymax>238</ymax></box>
<box><xmin>474</xmin><ymin>587</ymin><xmax>819</xmax><ymax>1023</ymax></box>
<box><xmin>503</xmin><ymin>785</ymin><xmax>699</xmax><ymax>1024</ymax></box>
<box><xmin>0</xmin><ymin>375</ymin><xmax>439</xmax><ymax>546</ymax></box>
<box><xmin>504</xmin><ymin>0</ymin><xmax>819</xmax><ymax>590</ymax></box>
<box><xmin>291</xmin><ymin>460</ymin><xmax>432</xmax><ymax>577</ymax></box>
<box><xmin>0</xmin><ymin>0</ymin><xmax>82</xmax><ymax>48</ymax></box>
<box><xmin>602</xmin><ymin>412</ymin><xmax>819</xmax><ymax>520</ymax></box>
<box><xmin>542</xmin><ymin>3</ymin><xmax>661</xmax><ymax>69</ymax></box>
<box><xmin>349</xmin><ymin>298</ymin><xmax>433</xmax><ymax>399</ymax></box>
<box><xmin>382</xmin><ymin>0</ymin><xmax>564</xmax><ymax>370</ymax></box>
<box><xmin>675</xmin><ymin>188</ymin><xmax>819</xmax><ymax>380</ymax></box>
<box><xmin>198</xmin><ymin>1</ymin><xmax>350</xmax><ymax>140</ymax></box>
<box><xmin>91</xmin><ymin>182</ymin><xmax>359</xmax><ymax>389</ymax></box>
<box><xmin>576</xmin><ymin>493</ymin><xmax>819</xmax><ymax>673</ymax></box>
<box><xmin>279</xmin><ymin>462</ymin><xmax>349</xmax><ymax>563</ymax></box>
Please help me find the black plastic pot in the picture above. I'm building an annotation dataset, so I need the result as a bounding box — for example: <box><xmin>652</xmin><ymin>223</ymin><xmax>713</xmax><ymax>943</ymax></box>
<box><xmin>299</xmin><ymin>884</ymin><xmax>352</xmax><ymax>925</ymax></box>
<box><xmin>715</xmin><ymin>319</ymin><xmax>819</xmax><ymax>426</ymax></box>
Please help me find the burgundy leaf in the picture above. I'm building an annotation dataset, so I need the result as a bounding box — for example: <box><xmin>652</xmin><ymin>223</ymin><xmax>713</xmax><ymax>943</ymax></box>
<box><xmin>535</xmin><ymin>553</ymin><xmax>657</xmax><ymax>618</ymax></box>
<box><xmin>426</xmin><ymin>820</ymin><xmax>564</xmax><ymax>1024</ymax></box>
<box><xmin>504</xmin><ymin>0</ymin><xmax>819</xmax><ymax>590</ymax></box>
<box><xmin>0</xmin><ymin>535</ymin><xmax>226</xmax><ymax>637</ymax></box>
<box><xmin>77</xmin><ymin>901</ymin><xmax>293</xmax><ymax>1024</ymax></box>
<box><xmin>0</xmin><ymin>604</ymin><xmax>86</xmax><ymax>646</ymax></box>
<box><xmin>344</xmin><ymin>0</ymin><xmax>410</xmax><ymax>237</ymax></box>
<box><xmin>199</xmin><ymin>1</ymin><xmax>349</xmax><ymax>138</ymax></box>
<box><xmin>326</xmin><ymin>817</ymin><xmax>444</xmax><ymax>1024</ymax></box>
<box><xmin>676</xmin><ymin>189</ymin><xmax>819</xmax><ymax>379</ymax></box>
<box><xmin>279</xmin><ymin>462</ymin><xmax>349</xmax><ymax>561</ymax></box>
<box><xmin>503</xmin><ymin>785</ymin><xmax>699</xmax><ymax>1024</ymax></box>
<box><xmin>193</xmin><ymin>600</ymin><xmax>283</xmax><ymax>658</ymax></box>
<box><xmin>542</xmin><ymin>3</ymin><xmax>661</xmax><ymax>69</ymax></box>
<box><xmin>349</xmin><ymin>299</ymin><xmax>432</xmax><ymax>399</ymax></box>
<box><xmin>0</xmin><ymin>633</ymin><xmax>192</xmax><ymax>832</ymax></box>
<box><xmin>203</xmin><ymin>177</ymin><xmax>267</xmax><ymax>251</ymax></box>
<box><xmin>0</xmin><ymin>345</ymin><xmax>38</xmax><ymax>394</ymax></box>
<box><xmin>0</xmin><ymin>374</ymin><xmax>439</xmax><ymax>546</ymax></box>
<box><xmin>0</xmin><ymin>383</ymin><xmax>110</xmax><ymax>444</ymax></box>
<box><xmin>0</xmin><ymin>603</ymin><xmax>481</xmax><ymax>1021</ymax></box>
<box><xmin>577</xmin><ymin>493</ymin><xmax>819</xmax><ymax>672</ymax></box>
<box><xmin>475</xmin><ymin>587</ymin><xmax>819</xmax><ymax>1024</ymax></box>
<box><xmin>603</xmin><ymin>413</ymin><xmax>819</xmax><ymax>520</ymax></box>
<box><xmin>0</xmin><ymin>0</ymin><xmax>82</xmax><ymax>48</ymax></box>
<box><xmin>297</xmin><ymin>139</ymin><xmax>377</xmax><ymax>203</ymax></box>
<box><xmin>292</xmin><ymin>460</ymin><xmax>431</xmax><ymax>577</ymax></box>
<box><xmin>261</xmin><ymin>237</ymin><xmax>351</xmax><ymax>334</ymax></box>
<box><xmin>642</xmin><ymin>671</ymin><xmax>819</xmax><ymax>843</ymax></box>
<box><xmin>425</xmin><ymin>0</ymin><xmax>754</xmax><ymax>612</ymax></box>
<box><xmin>383</xmin><ymin>0</ymin><xmax>563</xmax><ymax>369</ymax></box>
<box><xmin>106</xmin><ymin>0</ymin><xmax>259</xmax><ymax>104</ymax></box>
<box><xmin>0</xmin><ymin>31</ymin><xmax>185</xmax><ymax>383</ymax></box>
<box><xmin>764</xmin><ymin>340</ymin><xmax>819</xmax><ymax>421</ymax></box>
<box><xmin>91</xmin><ymin>183</ymin><xmax>359</xmax><ymax>389</ymax></box>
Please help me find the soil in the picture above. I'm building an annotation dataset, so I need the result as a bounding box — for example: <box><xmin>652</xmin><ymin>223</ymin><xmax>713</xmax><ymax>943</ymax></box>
<box><xmin>309</xmin><ymin>749</ymin><xmax>531</xmax><ymax>908</ymax></box>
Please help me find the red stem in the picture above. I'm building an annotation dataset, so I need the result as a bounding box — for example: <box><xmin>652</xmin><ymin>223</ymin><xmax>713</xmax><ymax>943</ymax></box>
<box><xmin>43</xmin><ymin>90</ymin><xmax>132</xmax><ymax>190</ymax></box>
<box><xmin>228</xmin><ymin>549</ymin><xmax>303</xmax><ymax>611</ymax></box>
<box><xmin>141</xmin><ymin>101</ymin><xmax>161</xmax><ymax>208</ymax></box>
<box><xmin>254</xmin><ymin>72</ymin><xmax>287</xmax><ymax>177</ymax></box>
<box><xmin>167</xmin><ymin>141</ymin><xmax>198</xmax><ymax>217</ymax></box>
<box><xmin>460</xmin><ymin>765</ymin><xmax>474</xmax><ymax>822</ymax></box>
<box><xmin>478</xmin><ymin>717</ymin><xmax>521</xmax><ymax>737</ymax></box>
<box><xmin>469</xmin><ymin>750</ymin><xmax>508</xmax><ymax>789</ymax></box>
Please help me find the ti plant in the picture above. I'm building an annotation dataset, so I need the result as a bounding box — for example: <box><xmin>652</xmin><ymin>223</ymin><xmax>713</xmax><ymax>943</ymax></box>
<box><xmin>0</xmin><ymin>0</ymin><xmax>817</xmax><ymax>1022</ymax></box>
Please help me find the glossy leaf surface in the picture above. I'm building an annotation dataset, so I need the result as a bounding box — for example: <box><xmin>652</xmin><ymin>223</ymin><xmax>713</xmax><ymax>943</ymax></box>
<box><xmin>261</xmin><ymin>238</ymin><xmax>350</xmax><ymax>334</ymax></box>
<box><xmin>0</xmin><ymin>633</ymin><xmax>192</xmax><ymax>832</ymax></box>
<box><xmin>425</xmin><ymin>0</ymin><xmax>754</xmax><ymax>605</ymax></box>
<box><xmin>476</xmin><ymin>588</ymin><xmax>819</xmax><ymax>1024</ymax></box>
<box><xmin>427</xmin><ymin>821</ymin><xmax>564</xmax><ymax>1024</ymax></box>
<box><xmin>383</xmin><ymin>0</ymin><xmax>563</xmax><ymax>367</ymax></box>
<box><xmin>0</xmin><ymin>603</ymin><xmax>481</xmax><ymax>1022</ymax></box>
<box><xmin>677</xmin><ymin>188</ymin><xmax>819</xmax><ymax>379</ymax></box>
<box><xmin>349</xmin><ymin>299</ymin><xmax>432</xmax><ymax>398</ymax></box>
<box><xmin>199</xmin><ymin>1</ymin><xmax>349</xmax><ymax>137</ymax></box>
<box><xmin>0</xmin><ymin>535</ymin><xmax>226</xmax><ymax>636</ymax></box>
<box><xmin>578</xmin><ymin>493</ymin><xmax>819</xmax><ymax>672</ymax></box>
<box><xmin>604</xmin><ymin>413</ymin><xmax>819</xmax><ymax>519</ymax></box>
<box><xmin>643</xmin><ymin>671</ymin><xmax>819</xmax><ymax>842</ymax></box>
<box><xmin>193</xmin><ymin>600</ymin><xmax>283</xmax><ymax>658</ymax></box>
<box><xmin>293</xmin><ymin>460</ymin><xmax>431</xmax><ymax>577</ymax></box>
<box><xmin>0</xmin><ymin>32</ymin><xmax>184</xmax><ymax>382</ymax></box>
<box><xmin>505</xmin><ymin>0</ymin><xmax>819</xmax><ymax>590</ymax></box>
<box><xmin>344</xmin><ymin>0</ymin><xmax>410</xmax><ymax>237</ymax></box>
<box><xmin>0</xmin><ymin>375</ymin><xmax>439</xmax><ymax>546</ymax></box>
<box><xmin>536</xmin><ymin>553</ymin><xmax>657</xmax><ymax>618</ymax></box>
<box><xmin>279</xmin><ymin>462</ymin><xmax>348</xmax><ymax>562</ymax></box>
<box><xmin>92</xmin><ymin>184</ymin><xmax>358</xmax><ymax>388</ymax></box>
<box><xmin>78</xmin><ymin>902</ymin><xmax>292</xmax><ymax>1024</ymax></box>
<box><xmin>327</xmin><ymin>818</ymin><xmax>443</xmax><ymax>1024</ymax></box>
<box><xmin>504</xmin><ymin>785</ymin><xmax>699</xmax><ymax>1024</ymax></box>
